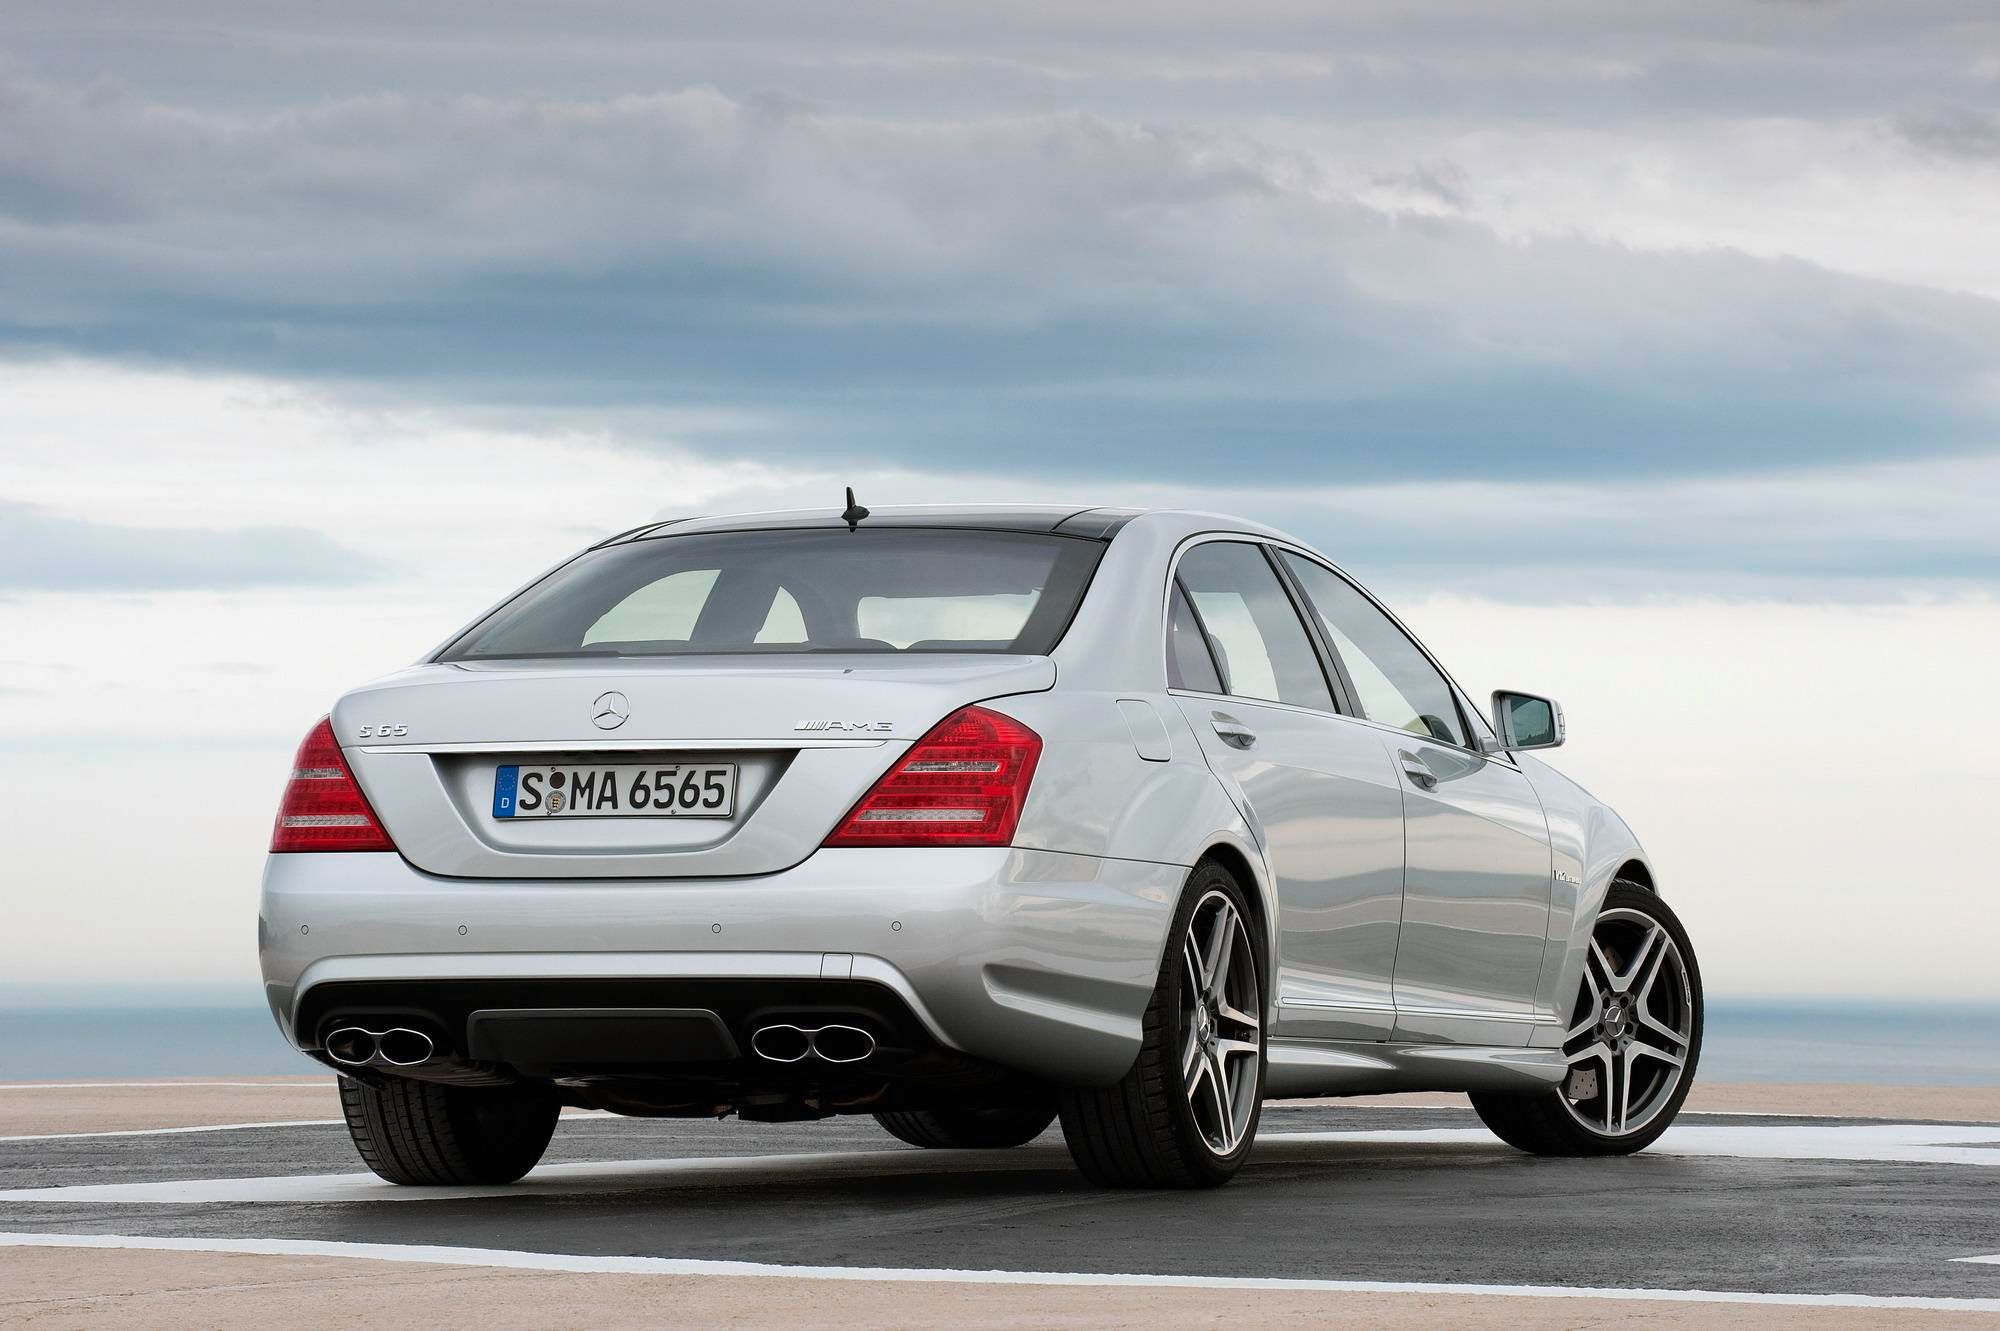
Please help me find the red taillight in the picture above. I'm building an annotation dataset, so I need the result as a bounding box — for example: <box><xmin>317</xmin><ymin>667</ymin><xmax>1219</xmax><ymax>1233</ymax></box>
<box><xmin>823</xmin><ymin>705</ymin><xmax>1043</xmax><ymax>848</ymax></box>
<box><xmin>270</xmin><ymin>717</ymin><xmax>396</xmax><ymax>853</ymax></box>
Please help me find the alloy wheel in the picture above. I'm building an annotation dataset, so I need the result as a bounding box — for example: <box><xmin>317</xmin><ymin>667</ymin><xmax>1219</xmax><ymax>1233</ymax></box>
<box><xmin>1179</xmin><ymin>889</ymin><xmax>1261</xmax><ymax>1155</ymax></box>
<box><xmin>1560</xmin><ymin>905</ymin><xmax>1696</xmax><ymax>1136</ymax></box>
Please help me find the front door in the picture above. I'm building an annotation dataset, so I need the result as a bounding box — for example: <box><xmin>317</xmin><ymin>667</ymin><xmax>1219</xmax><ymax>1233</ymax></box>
<box><xmin>1168</xmin><ymin>542</ymin><xmax>1406</xmax><ymax>1041</ymax></box>
<box><xmin>1275</xmin><ymin>551</ymin><xmax>1554</xmax><ymax>1045</ymax></box>
<box><xmin>1385</xmin><ymin>737</ymin><xmax>1554</xmax><ymax>1040</ymax></box>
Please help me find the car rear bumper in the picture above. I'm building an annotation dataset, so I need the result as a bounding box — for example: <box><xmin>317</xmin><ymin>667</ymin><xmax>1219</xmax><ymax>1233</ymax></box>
<box><xmin>258</xmin><ymin>845</ymin><xmax>1183</xmax><ymax>1085</ymax></box>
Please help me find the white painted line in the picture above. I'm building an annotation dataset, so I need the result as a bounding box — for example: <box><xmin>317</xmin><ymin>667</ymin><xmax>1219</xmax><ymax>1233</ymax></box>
<box><xmin>0</xmin><ymin>1106</ymin><xmax>1870</xmax><ymax>1147</ymax></box>
<box><xmin>1</xmin><ymin>1233</ymin><xmax>1995</xmax><ymax>1312</ymax></box>
<box><xmin>1262</xmin><ymin>1123</ymin><xmax>2000</xmax><ymax>1169</ymax></box>
<box><xmin>0</xmin><ymin>1082</ymin><xmax>322</xmax><ymax>1091</ymax></box>
<box><xmin>0</xmin><ymin>1146</ymin><xmax>1006</xmax><ymax>1204</ymax></box>
<box><xmin>1953</xmin><ymin>1254</ymin><xmax>2000</xmax><ymax>1266</ymax></box>
<box><xmin>0</xmin><ymin>1108</ymin><xmax>610</xmax><ymax>1143</ymax></box>
<box><xmin>9</xmin><ymin>1121</ymin><xmax>1998</xmax><ymax>1205</ymax></box>
<box><xmin>0</xmin><ymin>1120</ymin><xmax>343</xmax><ymax>1144</ymax></box>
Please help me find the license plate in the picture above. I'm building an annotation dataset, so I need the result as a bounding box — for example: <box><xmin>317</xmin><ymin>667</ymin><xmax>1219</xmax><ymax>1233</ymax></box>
<box><xmin>492</xmin><ymin>763</ymin><xmax>737</xmax><ymax>819</ymax></box>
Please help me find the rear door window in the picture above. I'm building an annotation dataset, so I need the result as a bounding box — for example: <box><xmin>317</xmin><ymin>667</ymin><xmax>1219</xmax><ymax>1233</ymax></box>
<box><xmin>1166</xmin><ymin>582</ymin><xmax>1224</xmax><ymax>693</ymax></box>
<box><xmin>1174</xmin><ymin>542</ymin><xmax>1333</xmax><ymax>710</ymax></box>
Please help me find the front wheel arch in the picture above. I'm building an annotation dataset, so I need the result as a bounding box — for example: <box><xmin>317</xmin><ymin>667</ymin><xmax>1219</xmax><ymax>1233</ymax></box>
<box><xmin>1615</xmin><ymin>858</ymin><xmax>1655</xmax><ymax>893</ymax></box>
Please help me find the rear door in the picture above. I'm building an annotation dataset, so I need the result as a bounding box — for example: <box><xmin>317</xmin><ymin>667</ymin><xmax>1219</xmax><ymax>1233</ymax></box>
<box><xmin>1276</xmin><ymin>552</ymin><xmax>1555</xmax><ymax>1044</ymax></box>
<box><xmin>1168</xmin><ymin>540</ymin><xmax>1405</xmax><ymax>1041</ymax></box>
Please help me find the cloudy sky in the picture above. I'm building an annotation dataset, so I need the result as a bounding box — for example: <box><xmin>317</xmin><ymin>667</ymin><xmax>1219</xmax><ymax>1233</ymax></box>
<box><xmin>2</xmin><ymin>1</ymin><xmax>1997</xmax><ymax>1000</ymax></box>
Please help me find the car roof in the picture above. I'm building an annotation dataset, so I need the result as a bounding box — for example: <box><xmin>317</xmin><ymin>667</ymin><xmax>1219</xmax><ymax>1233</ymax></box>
<box><xmin>612</xmin><ymin>504</ymin><xmax>1148</xmax><ymax>543</ymax></box>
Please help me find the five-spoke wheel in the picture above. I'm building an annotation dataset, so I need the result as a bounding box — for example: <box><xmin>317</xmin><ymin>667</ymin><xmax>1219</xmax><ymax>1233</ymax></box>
<box><xmin>1472</xmin><ymin>880</ymin><xmax>1703</xmax><ymax>1155</ymax></box>
<box><xmin>1060</xmin><ymin>859</ymin><xmax>1266</xmax><ymax>1187</ymax></box>
<box><xmin>1559</xmin><ymin>905</ymin><xmax>1696</xmax><ymax>1137</ymax></box>
<box><xmin>1180</xmin><ymin>889</ymin><xmax>1262</xmax><ymax>1156</ymax></box>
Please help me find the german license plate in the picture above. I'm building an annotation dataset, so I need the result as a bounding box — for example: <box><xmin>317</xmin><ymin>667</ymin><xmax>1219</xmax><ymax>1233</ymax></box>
<box><xmin>492</xmin><ymin>764</ymin><xmax>737</xmax><ymax>819</ymax></box>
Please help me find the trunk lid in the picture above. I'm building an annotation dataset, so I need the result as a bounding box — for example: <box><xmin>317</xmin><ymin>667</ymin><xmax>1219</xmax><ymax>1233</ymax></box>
<box><xmin>333</xmin><ymin>654</ymin><xmax>1054</xmax><ymax>878</ymax></box>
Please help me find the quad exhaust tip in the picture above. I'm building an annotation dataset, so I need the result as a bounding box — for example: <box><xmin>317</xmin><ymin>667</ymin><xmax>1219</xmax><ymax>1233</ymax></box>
<box><xmin>324</xmin><ymin>1025</ymin><xmax>435</xmax><ymax>1068</ymax></box>
<box><xmin>811</xmin><ymin>1024</ymin><xmax>875</xmax><ymax>1064</ymax></box>
<box><xmin>325</xmin><ymin>1026</ymin><xmax>378</xmax><ymax>1066</ymax></box>
<box><xmin>376</xmin><ymin>1028</ymin><xmax>436</xmax><ymax>1066</ymax></box>
<box><xmin>750</xmin><ymin>1023</ymin><xmax>876</xmax><ymax>1064</ymax></box>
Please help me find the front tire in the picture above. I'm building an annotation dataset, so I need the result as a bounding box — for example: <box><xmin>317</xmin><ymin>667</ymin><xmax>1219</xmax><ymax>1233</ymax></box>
<box><xmin>873</xmin><ymin>1104</ymin><xmax>1057</xmax><ymax>1149</ymax></box>
<box><xmin>1471</xmin><ymin>880</ymin><xmax>1703</xmax><ymax>1156</ymax></box>
<box><xmin>1058</xmin><ymin>859</ymin><xmax>1265</xmax><ymax>1188</ymax></box>
<box><xmin>338</xmin><ymin>1076</ymin><xmax>559</xmax><ymax>1185</ymax></box>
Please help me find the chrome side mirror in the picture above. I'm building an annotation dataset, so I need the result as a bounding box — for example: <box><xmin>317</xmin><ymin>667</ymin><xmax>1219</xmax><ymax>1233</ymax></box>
<box><xmin>1491</xmin><ymin>690</ymin><xmax>1565</xmax><ymax>751</ymax></box>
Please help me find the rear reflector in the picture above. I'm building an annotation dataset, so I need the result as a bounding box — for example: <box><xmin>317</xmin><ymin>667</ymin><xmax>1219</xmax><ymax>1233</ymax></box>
<box><xmin>822</xmin><ymin>705</ymin><xmax>1042</xmax><ymax>848</ymax></box>
<box><xmin>270</xmin><ymin>717</ymin><xmax>396</xmax><ymax>853</ymax></box>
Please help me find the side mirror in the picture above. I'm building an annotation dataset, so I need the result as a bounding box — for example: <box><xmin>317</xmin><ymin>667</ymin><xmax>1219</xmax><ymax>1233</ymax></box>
<box><xmin>1491</xmin><ymin>690</ymin><xmax>1564</xmax><ymax>751</ymax></box>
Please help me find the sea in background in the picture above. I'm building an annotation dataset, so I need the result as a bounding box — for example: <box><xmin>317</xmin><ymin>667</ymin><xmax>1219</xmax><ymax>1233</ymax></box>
<box><xmin>3</xmin><ymin>986</ymin><xmax>1997</xmax><ymax>1084</ymax></box>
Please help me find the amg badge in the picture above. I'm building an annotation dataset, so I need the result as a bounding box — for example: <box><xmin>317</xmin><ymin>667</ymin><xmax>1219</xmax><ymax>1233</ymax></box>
<box><xmin>794</xmin><ymin>719</ymin><xmax>894</xmax><ymax>732</ymax></box>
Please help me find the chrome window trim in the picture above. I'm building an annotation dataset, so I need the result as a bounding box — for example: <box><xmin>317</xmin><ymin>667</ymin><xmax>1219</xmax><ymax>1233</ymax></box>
<box><xmin>1166</xmin><ymin>685</ymin><xmax>1352</xmax><ymax>725</ymax></box>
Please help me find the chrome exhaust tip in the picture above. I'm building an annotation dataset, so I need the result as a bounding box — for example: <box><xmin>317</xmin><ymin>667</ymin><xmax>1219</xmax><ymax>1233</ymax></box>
<box><xmin>325</xmin><ymin>1027</ymin><xmax>379</xmax><ymax>1066</ymax></box>
<box><xmin>750</xmin><ymin>1024</ymin><xmax>813</xmax><ymax>1063</ymax></box>
<box><xmin>376</xmin><ymin>1028</ymin><xmax>436</xmax><ymax>1067</ymax></box>
<box><xmin>810</xmin><ymin>1024</ymin><xmax>876</xmax><ymax>1064</ymax></box>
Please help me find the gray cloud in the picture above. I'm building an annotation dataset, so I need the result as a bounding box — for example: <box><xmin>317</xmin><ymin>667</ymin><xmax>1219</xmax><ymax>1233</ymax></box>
<box><xmin>653</xmin><ymin>447</ymin><xmax>2000</xmax><ymax>600</ymax></box>
<box><xmin>1897</xmin><ymin>102</ymin><xmax>2000</xmax><ymax>161</ymax></box>
<box><xmin>0</xmin><ymin>502</ymin><xmax>384</xmax><ymax>591</ymax></box>
<box><xmin>3</xmin><ymin>75</ymin><xmax>2000</xmax><ymax>488</ymax></box>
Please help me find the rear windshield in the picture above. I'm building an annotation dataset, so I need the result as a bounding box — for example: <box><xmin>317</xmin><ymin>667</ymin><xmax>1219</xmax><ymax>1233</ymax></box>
<box><xmin>441</xmin><ymin>528</ymin><xmax>1106</xmax><ymax>660</ymax></box>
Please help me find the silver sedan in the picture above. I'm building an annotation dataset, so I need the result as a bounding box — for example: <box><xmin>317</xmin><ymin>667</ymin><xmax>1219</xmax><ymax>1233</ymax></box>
<box><xmin>260</xmin><ymin>504</ymin><xmax>1701</xmax><ymax>1188</ymax></box>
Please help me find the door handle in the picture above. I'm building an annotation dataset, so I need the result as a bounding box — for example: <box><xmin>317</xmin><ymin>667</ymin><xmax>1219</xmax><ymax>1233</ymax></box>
<box><xmin>1210</xmin><ymin>713</ymin><xmax>1258</xmax><ymax>749</ymax></box>
<box><xmin>1398</xmin><ymin>751</ymin><xmax>1438</xmax><ymax>790</ymax></box>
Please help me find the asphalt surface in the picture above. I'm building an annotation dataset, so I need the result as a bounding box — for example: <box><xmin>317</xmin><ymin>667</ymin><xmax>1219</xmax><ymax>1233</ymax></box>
<box><xmin>5</xmin><ymin>1103</ymin><xmax>1999</xmax><ymax>1303</ymax></box>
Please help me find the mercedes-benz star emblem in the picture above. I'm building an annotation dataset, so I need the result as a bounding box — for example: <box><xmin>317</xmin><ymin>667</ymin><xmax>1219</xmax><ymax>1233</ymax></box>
<box><xmin>590</xmin><ymin>691</ymin><xmax>630</xmax><ymax>730</ymax></box>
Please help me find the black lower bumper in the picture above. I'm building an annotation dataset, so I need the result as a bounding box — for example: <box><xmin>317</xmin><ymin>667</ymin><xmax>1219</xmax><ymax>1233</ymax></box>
<box><xmin>294</xmin><ymin>977</ymin><xmax>1038</xmax><ymax>1116</ymax></box>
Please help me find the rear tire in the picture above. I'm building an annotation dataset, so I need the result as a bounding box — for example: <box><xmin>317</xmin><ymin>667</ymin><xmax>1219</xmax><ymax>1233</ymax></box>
<box><xmin>1058</xmin><ymin>859</ymin><xmax>1265</xmax><ymax>1189</ymax></box>
<box><xmin>873</xmin><ymin>1104</ymin><xmax>1057</xmax><ymax>1149</ymax></box>
<box><xmin>1471</xmin><ymin>880</ymin><xmax>1703</xmax><ymax>1157</ymax></box>
<box><xmin>338</xmin><ymin>1075</ymin><xmax>559</xmax><ymax>1185</ymax></box>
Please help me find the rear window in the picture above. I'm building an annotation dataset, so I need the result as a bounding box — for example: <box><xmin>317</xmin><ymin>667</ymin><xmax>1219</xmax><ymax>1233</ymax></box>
<box><xmin>441</xmin><ymin>528</ymin><xmax>1106</xmax><ymax>660</ymax></box>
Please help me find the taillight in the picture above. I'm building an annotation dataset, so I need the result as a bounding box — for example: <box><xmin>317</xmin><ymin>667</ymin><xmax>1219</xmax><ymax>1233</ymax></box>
<box><xmin>270</xmin><ymin>717</ymin><xmax>396</xmax><ymax>852</ymax></box>
<box><xmin>823</xmin><ymin>706</ymin><xmax>1042</xmax><ymax>848</ymax></box>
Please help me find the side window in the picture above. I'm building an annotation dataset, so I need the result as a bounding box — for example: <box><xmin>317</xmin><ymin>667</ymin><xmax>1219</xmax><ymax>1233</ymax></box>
<box><xmin>1175</xmin><ymin>543</ymin><xmax>1333</xmax><ymax>710</ymax></box>
<box><xmin>1279</xmin><ymin>553</ymin><xmax>1468</xmax><ymax>747</ymax></box>
<box><xmin>1166</xmin><ymin>582</ymin><xmax>1223</xmax><ymax>693</ymax></box>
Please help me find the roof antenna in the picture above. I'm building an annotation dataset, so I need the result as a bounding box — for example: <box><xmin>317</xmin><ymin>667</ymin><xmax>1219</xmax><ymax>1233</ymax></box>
<box><xmin>840</xmin><ymin>486</ymin><xmax>870</xmax><ymax>531</ymax></box>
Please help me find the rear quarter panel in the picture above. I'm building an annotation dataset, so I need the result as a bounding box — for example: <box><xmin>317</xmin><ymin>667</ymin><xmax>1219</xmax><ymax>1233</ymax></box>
<box><xmin>987</xmin><ymin>690</ymin><xmax>1268</xmax><ymax>1013</ymax></box>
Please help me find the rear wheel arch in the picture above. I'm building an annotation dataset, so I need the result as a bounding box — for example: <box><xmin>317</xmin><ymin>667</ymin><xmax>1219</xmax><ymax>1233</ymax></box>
<box><xmin>1059</xmin><ymin>857</ymin><xmax>1266</xmax><ymax>1187</ymax></box>
<box><xmin>1191</xmin><ymin>840</ymin><xmax>1273</xmax><ymax>998</ymax></box>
